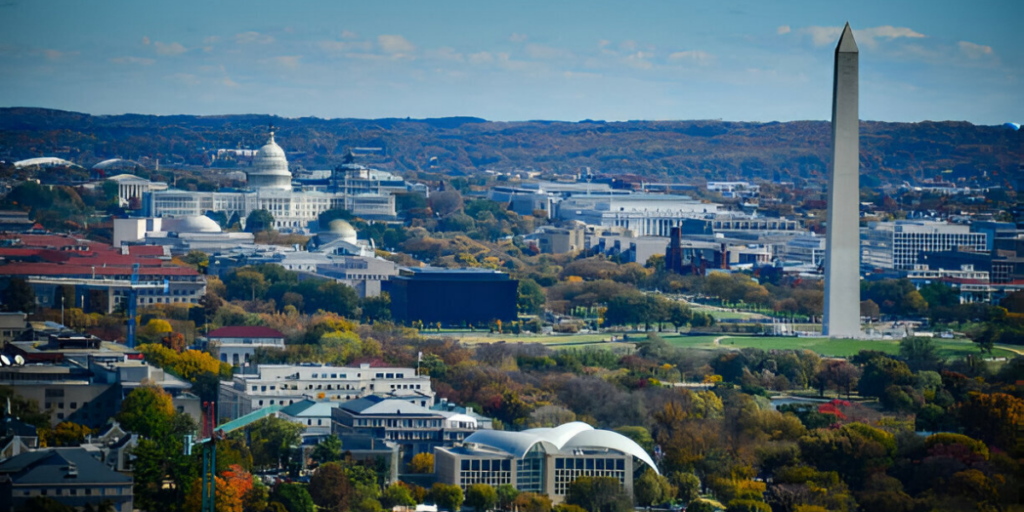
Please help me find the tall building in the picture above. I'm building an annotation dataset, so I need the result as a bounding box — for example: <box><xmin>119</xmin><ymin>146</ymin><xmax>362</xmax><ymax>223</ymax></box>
<box><xmin>146</xmin><ymin>132</ymin><xmax>403</xmax><ymax>231</ymax></box>
<box><xmin>861</xmin><ymin>221</ymin><xmax>987</xmax><ymax>271</ymax></box>
<box><xmin>823</xmin><ymin>23</ymin><xmax>861</xmax><ymax>339</ymax></box>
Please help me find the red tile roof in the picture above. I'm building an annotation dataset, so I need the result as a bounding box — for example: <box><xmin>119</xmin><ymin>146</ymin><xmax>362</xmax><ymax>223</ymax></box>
<box><xmin>207</xmin><ymin>326</ymin><xmax>285</xmax><ymax>339</ymax></box>
<box><xmin>126</xmin><ymin>246</ymin><xmax>167</xmax><ymax>257</ymax></box>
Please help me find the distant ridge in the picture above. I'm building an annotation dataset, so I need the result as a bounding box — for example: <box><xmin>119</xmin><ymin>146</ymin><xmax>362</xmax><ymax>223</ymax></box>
<box><xmin>0</xmin><ymin>108</ymin><xmax>1018</xmax><ymax>184</ymax></box>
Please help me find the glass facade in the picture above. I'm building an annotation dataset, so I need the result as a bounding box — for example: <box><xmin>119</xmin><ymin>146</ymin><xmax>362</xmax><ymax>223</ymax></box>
<box><xmin>552</xmin><ymin>456</ymin><xmax>626</xmax><ymax>495</ymax></box>
<box><xmin>460</xmin><ymin>458</ymin><xmax>513</xmax><ymax>487</ymax></box>
<box><xmin>516</xmin><ymin>446</ymin><xmax>545</xmax><ymax>492</ymax></box>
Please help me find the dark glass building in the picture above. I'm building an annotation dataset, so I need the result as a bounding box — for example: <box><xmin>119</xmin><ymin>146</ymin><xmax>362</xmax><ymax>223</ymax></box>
<box><xmin>387</xmin><ymin>267</ymin><xmax>518</xmax><ymax>326</ymax></box>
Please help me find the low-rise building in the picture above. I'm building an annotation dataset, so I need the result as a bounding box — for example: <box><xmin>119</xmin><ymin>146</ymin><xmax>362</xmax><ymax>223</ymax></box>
<box><xmin>332</xmin><ymin>396</ymin><xmax>485</xmax><ymax>461</ymax></box>
<box><xmin>208</xmin><ymin>326</ymin><xmax>286</xmax><ymax>367</ymax></box>
<box><xmin>218</xmin><ymin>363</ymin><xmax>434</xmax><ymax>421</ymax></box>
<box><xmin>434</xmin><ymin>422</ymin><xmax>657</xmax><ymax>504</ymax></box>
<box><xmin>278</xmin><ymin>399</ymin><xmax>342</xmax><ymax>435</ymax></box>
<box><xmin>0</xmin><ymin>448</ymin><xmax>134</xmax><ymax>512</ymax></box>
<box><xmin>388</xmin><ymin>267</ymin><xmax>518</xmax><ymax>327</ymax></box>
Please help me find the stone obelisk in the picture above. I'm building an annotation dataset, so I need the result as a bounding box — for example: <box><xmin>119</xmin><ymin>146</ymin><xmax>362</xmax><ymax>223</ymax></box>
<box><xmin>824</xmin><ymin>23</ymin><xmax>860</xmax><ymax>338</ymax></box>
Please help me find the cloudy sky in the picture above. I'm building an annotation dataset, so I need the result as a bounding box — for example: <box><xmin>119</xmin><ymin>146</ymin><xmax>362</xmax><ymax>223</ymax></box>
<box><xmin>1</xmin><ymin>0</ymin><xmax>1020</xmax><ymax>124</ymax></box>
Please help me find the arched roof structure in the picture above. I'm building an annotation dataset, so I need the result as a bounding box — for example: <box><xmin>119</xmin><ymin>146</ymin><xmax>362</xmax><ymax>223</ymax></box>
<box><xmin>13</xmin><ymin>157</ymin><xmax>80</xmax><ymax>168</ymax></box>
<box><xmin>463</xmin><ymin>421</ymin><xmax>659</xmax><ymax>474</ymax></box>
<box><xmin>93</xmin><ymin>158</ymin><xmax>144</xmax><ymax>170</ymax></box>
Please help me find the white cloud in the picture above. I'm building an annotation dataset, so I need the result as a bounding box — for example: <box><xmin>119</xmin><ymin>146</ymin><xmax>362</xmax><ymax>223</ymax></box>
<box><xmin>510</xmin><ymin>33</ymin><xmax>528</xmax><ymax>43</ymax></box>
<box><xmin>235</xmin><ymin>31</ymin><xmax>274</xmax><ymax>44</ymax></box>
<box><xmin>777</xmin><ymin>25</ymin><xmax>791</xmax><ymax>35</ymax></box>
<box><xmin>266</xmin><ymin>55</ymin><xmax>301</xmax><ymax>69</ymax></box>
<box><xmin>598</xmin><ymin>40</ymin><xmax>610</xmax><ymax>48</ymax></box>
<box><xmin>44</xmin><ymin>49</ymin><xmax>77</xmax><ymax>61</ymax></box>
<box><xmin>154</xmin><ymin>41</ymin><xmax>187</xmax><ymax>56</ymax></box>
<box><xmin>668</xmin><ymin>50</ymin><xmax>714</xmax><ymax>65</ymax></box>
<box><xmin>958</xmin><ymin>40</ymin><xmax>994</xmax><ymax>59</ymax></box>
<box><xmin>619</xmin><ymin>40</ymin><xmax>638</xmax><ymax>51</ymax></box>
<box><xmin>202</xmin><ymin>36</ymin><xmax>220</xmax><ymax>45</ymax></box>
<box><xmin>220</xmin><ymin>65</ymin><xmax>238</xmax><ymax>87</ymax></box>
<box><xmin>525</xmin><ymin>43</ymin><xmax>573</xmax><ymax>60</ymax></box>
<box><xmin>800</xmin><ymin>25</ymin><xmax>925</xmax><ymax>48</ymax></box>
<box><xmin>468</xmin><ymin>52</ymin><xmax>494</xmax><ymax>65</ymax></box>
<box><xmin>168</xmin><ymin>73</ymin><xmax>200</xmax><ymax>86</ymax></box>
<box><xmin>341</xmin><ymin>30</ymin><xmax>359</xmax><ymax>40</ymax></box>
<box><xmin>426</xmin><ymin>47</ymin><xmax>464</xmax><ymax>62</ymax></box>
<box><xmin>624</xmin><ymin>51</ymin><xmax>654</xmax><ymax>69</ymax></box>
<box><xmin>111</xmin><ymin>56</ymin><xmax>156</xmax><ymax>65</ymax></box>
<box><xmin>378</xmin><ymin>34</ymin><xmax>415</xmax><ymax>54</ymax></box>
<box><xmin>319</xmin><ymin>40</ymin><xmax>373</xmax><ymax>53</ymax></box>
<box><xmin>142</xmin><ymin>36</ymin><xmax>151</xmax><ymax>46</ymax></box>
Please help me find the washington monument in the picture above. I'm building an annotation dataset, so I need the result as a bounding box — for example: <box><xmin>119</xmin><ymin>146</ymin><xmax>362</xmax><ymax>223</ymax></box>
<box><xmin>823</xmin><ymin>23</ymin><xmax>861</xmax><ymax>338</ymax></box>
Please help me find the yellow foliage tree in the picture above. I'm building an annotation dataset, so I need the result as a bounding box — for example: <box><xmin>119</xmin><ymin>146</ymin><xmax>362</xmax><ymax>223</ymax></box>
<box><xmin>409</xmin><ymin>453</ymin><xmax>434</xmax><ymax>474</ymax></box>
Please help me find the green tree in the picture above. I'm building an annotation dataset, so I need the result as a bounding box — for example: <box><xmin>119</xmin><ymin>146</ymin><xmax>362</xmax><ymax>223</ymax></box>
<box><xmin>312</xmin><ymin>435</ymin><xmax>343</xmax><ymax>464</ymax></box>
<box><xmin>309</xmin><ymin>462</ymin><xmax>354</xmax><ymax>512</ymax></box>
<box><xmin>566</xmin><ymin>477</ymin><xmax>632</xmax><ymax>512</ymax></box>
<box><xmin>245</xmin><ymin>209</ymin><xmax>275</xmax><ymax>233</ymax></box>
<box><xmin>430</xmin><ymin>483</ymin><xmax>465</xmax><ymax>511</ymax></box>
<box><xmin>512</xmin><ymin>493</ymin><xmax>552</xmax><ymax>512</ymax></box>
<box><xmin>856</xmin><ymin>356</ymin><xmax>913</xmax><ymax>399</ymax></box>
<box><xmin>725</xmin><ymin>499</ymin><xmax>771</xmax><ymax>512</ymax></box>
<box><xmin>670</xmin><ymin>472</ymin><xmax>701</xmax><ymax>503</ymax></box>
<box><xmin>898</xmin><ymin>336</ymin><xmax>941</xmax><ymax>371</ymax></box>
<box><xmin>248</xmin><ymin>416</ymin><xmax>303</xmax><ymax>470</ymax></box>
<box><xmin>16</xmin><ymin>496</ymin><xmax>74</xmax><ymax>512</ymax></box>
<box><xmin>465</xmin><ymin>484</ymin><xmax>498</xmax><ymax>511</ymax></box>
<box><xmin>273</xmin><ymin>483</ymin><xmax>315</xmax><ymax>512</ymax></box>
<box><xmin>495</xmin><ymin>484</ymin><xmax>520</xmax><ymax>511</ymax></box>
<box><xmin>382</xmin><ymin>484</ymin><xmax>417</xmax><ymax>509</ymax></box>
<box><xmin>226</xmin><ymin>269</ymin><xmax>269</xmax><ymax>301</ymax></box>
<box><xmin>117</xmin><ymin>385</ymin><xmax>176</xmax><ymax>439</ymax></box>
<box><xmin>518</xmin><ymin>279</ymin><xmax>546</xmax><ymax>315</ymax></box>
<box><xmin>634</xmin><ymin>469</ymin><xmax>673</xmax><ymax>506</ymax></box>
<box><xmin>686</xmin><ymin>500</ymin><xmax>717</xmax><ymax>512</ymax></box>
<box><xmin>361</xmin><ymin>293</ymin><xmax>392</xmax><ymax>322</ymax></box>
<box><xmin>1</xmin><ymin>277</ymin><xmax>36</xmax><ymax>313</ymax></box>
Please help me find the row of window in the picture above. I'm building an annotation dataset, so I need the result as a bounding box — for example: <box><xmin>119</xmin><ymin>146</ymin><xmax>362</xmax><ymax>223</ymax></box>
<box><xmin>21</xmin><ymin>486</ymin><xmax>128</xmax><ymax>497</ymax></box>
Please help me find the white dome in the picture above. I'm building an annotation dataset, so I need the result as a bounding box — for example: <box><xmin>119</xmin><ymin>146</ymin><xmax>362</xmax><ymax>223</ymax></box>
<box><xmin>247</xmin><ymin>132</ymin><xmax>292</xmax><ymax>190</ymax></box>
<box><xmin>328</xmin><ymin>219</ymin><xmax>358</xmax><ymax>244</ymax></box>
<box><xmin>163</xmin><ymin>216</ymin><xmax>223</xmax><ymax>233</ymax></box>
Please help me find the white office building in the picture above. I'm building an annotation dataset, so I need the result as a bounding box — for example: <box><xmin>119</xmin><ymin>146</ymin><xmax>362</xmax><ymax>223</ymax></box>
<box><xmin>218</xmin><ymin>363</ymin><xmax>434</xmax><ymax>421</ymax></box>
<box><xmin>861</xmin><ymin>220</ymin><xmax>987</xmax><ymax>271</ymax></box>
<box><xmin>556</xmin><ymin>194</ymin><xmax>721</xmax><ymax>237</ymax></box>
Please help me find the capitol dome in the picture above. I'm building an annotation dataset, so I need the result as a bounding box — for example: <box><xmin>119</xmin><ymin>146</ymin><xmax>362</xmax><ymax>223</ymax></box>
<box><xmin>328</xmin><ymin>219</ymin><xmax>358</xmax><ymax>244</ymax></box>
<box><xmin>247</xmin><ymin>132</ymin><xmax>293</xmax><ymax>190</ymax></box>
<box><xmin>162</xmin><ymin>216</ymin><xmax>223</xmax><ymax>233</ymax></box>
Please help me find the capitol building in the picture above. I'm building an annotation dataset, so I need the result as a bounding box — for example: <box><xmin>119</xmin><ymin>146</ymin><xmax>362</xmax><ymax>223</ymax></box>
<box><xmin>145</xmin><ymin>132</ymin><xmax>405</xmax><ymax>231</ymax></box>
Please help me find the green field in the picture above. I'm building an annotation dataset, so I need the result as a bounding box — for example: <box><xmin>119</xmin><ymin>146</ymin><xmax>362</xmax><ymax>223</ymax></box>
<box><xmin>444</xmin><ymin>331</ymin><xmax>1017</xmax><ymax>359</ymax></box>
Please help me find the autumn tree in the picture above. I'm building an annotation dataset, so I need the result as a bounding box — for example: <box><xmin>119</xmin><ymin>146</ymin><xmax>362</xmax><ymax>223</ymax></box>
<box><xmin>512</xmin><ymin>492</ymin><xmax>552</xmax><ymax>512</ymax></box>
<box><xmin>117</xmin><ymin>385</ymin><xmax>175</xmax><ymax>439</ymax></box>
<box><xmin>409</xmin><ymin>452</ymin><xmax>435</xmax><ymax>473</ymax></box>
<box><xmin>956</xmin><ymin>392</ymin><xmax>1024</xmax><ymax>451</ymax></box>
<box><xmin>309</xmin><ymin>462</ymin><xmax>354</xmax><ymax>512</ymax></box>
<box><xmin>634</xmin><ymin>469</ymin><xmax>674</xmax><ymax>506</ymax></box>
<box><xmin>430</xmin><ymin>483</ymin><xmax>465</xmax><ymax>511</ymax></box>
<box><xmin>566</xmin><ymin>477</ymin><xmax>632</xmax><ymax>512</ymax></box>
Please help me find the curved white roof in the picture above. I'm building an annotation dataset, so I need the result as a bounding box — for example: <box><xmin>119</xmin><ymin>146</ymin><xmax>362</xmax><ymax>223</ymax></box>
<box><xmin>14</xmin><ymin>157</ymin><xmax>79</xmax><ymax>168</ymax></box>
<box><xmin>328</xmin><ymin>219</ymin><xmax>358</xmax><ymax>244</ymax></box>
<box><xmin>162</xmin><ymin>216</ymin><xmax>222</xmax><ymax>233</ymax></box>
<box><xmin>463</xmin><ymin>421</ymin><xmax>658</xmax><ymax>474</ymax></box>
<box><xmin>93</xmin><ymin>158</ymin><xmax>143</xmax><ymax>170</ymax></box>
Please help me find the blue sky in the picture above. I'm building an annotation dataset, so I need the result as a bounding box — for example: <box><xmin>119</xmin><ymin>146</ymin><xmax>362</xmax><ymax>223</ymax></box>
<box><xmin>1</xmin><ymin>0</ymin><xmax>1020</xmax><ymax>124</ymax></box>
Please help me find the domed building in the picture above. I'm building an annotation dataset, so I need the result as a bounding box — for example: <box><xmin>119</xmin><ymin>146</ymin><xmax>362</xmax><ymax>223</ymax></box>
<box><xmin>246</xmin><ymin>132</ymin><xmax>293</xmax><ymax>191</ymax></box>
<box><xmin>161</xmin><ymin>216</ymin><xmax>223</xmax><ymax>233</ymax></box>
<box><xmin>145</xmin><ymin>130</ymin><xmax>406</xmax><ymax>233</ymax></box>
<box><xmin>327</xmin><ymin>219</ymin><xmax>358</xmax><ymax>245</ymax></box>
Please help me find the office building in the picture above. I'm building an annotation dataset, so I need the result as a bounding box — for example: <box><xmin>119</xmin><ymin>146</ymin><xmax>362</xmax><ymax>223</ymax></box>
<box><xmin>388</xmin><ymin>268</ymin><xmax>518</xmax><ymax>326</ymax></box>
<box><xmin>113</xmin><ymin>216</ymin><xmax>255</xmax><ymax>252</ymax></box>
<box><xmin>332</xmin><ymin>395</ymin><xmax>486</xmax><ymax>461</ymax></box>
<box><xmin>861</xmin><ymin>221</ymin><xmax>987</xmax><ymax>271</ymax></box>
<box><xmin>207</xmin><ymin>326</ymin><xmax>286</xmax><ymax>367</ymax></box>
<box><xmin>434</xmin><ymin>422</ymin><xmax>657</xmax><ymax>504</ymax></box>
<box><xmin>218</xmin><ymin>363</ymin><xmax>434</xmax><ymax>421</ymax></box>
<box><xmin>278</xmin><ymin>399</ymin><xmax>342</xmax><ymax>435</ymax></box>
<box><xmin>0</xmin><ymin>448</ymin><xmax>133</xmax><ymax>512</ymax></box>
<box><xmin>555</xmin><ymin>194</ymin><xmax>721</xmax><ymax>237</ymax></box>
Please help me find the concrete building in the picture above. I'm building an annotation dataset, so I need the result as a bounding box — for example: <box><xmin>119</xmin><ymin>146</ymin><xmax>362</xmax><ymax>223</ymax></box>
<box><xmin>104</xmin><ymin>174</ymin><xmax>168</xmax><ymax>207</ymax></box>
<box><xmin>823</xmin><ymin>23</ymin><xmax>862</xmax><ymax>339</ymax></box>
<box><xmin>434</xmin><ymin>422</ymin><xmax>657</xmax><ymax>504</ymax></box>
<box><xmin>0</xmin><ymin>312</ymin><xmax>28</xmax><ymax>347</ymax></box>
<box><xmin>388</xmin><ymin>267</ymin><xmax>518</xmax><ymax>326</ymax></box>
<box><xmin>207</xmin><ymin>326</ymin><xmax>286</xmax><ymax>367</ymax></box>
<box><xmin>113</xmin><ymin>216</ymin><xmax>255</xmax><ymax>252</ymax></box>
<box><xmin>278</xmin><ymin>399</ymin><xmax>343</xmax><ymax>435</ymax></box>
<box><xmin>0</xmin><ymin>448</ymin><xmax>134</xmax><ymax>512</ymax></box>
<box><xmin>861</xmin><ymin>221</ymin><xmax>987</xmax><ymax>271</ymax></box>
<box><xmin>218</xmin><ymin>363</ymin><xmax>434</xmax><ymax>421</ymax></box>
<box><xmin>332</xmin><ymin>395</ymin><xmax>486</xmax><ymax>461</ymax></box>
<box><xmin>146</xmin><ymin>132</ymin><xmax>402</xmax><ymax>231</ymax></box>
<box><xmin>555</xmin><ymin>194</ymin><xmax>721</xmax><ymax>237</ymax></box>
